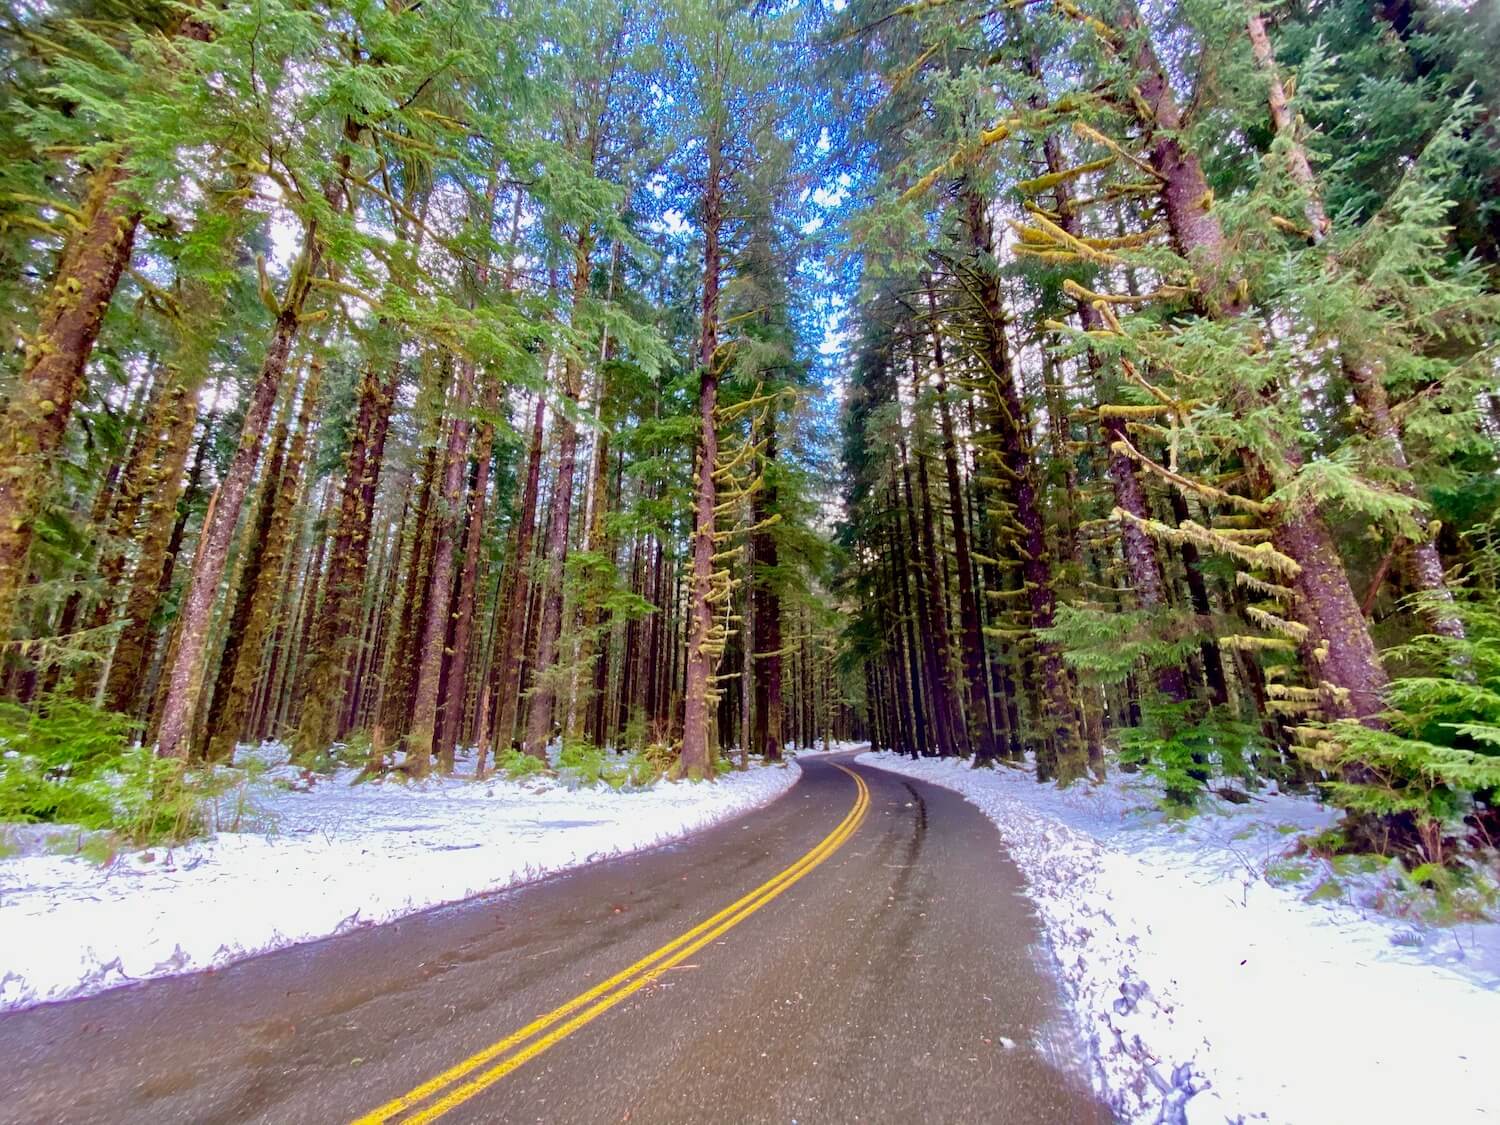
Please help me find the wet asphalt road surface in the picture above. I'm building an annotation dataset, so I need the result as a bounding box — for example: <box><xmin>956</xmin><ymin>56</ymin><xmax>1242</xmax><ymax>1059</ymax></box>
<box><xmin>1</xmin><ymin>752</ymin><xmax>1108</xmax><ymax>1124</ymax></box>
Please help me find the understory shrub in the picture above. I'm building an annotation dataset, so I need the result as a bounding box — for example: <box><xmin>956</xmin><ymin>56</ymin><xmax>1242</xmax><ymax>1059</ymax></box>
<box><xmin>0</xmin><ymin>694</ymin><xmax>206</xmax><ymax>843</ymax></box>
<box><xmin>618</xmin><ymin>748</ymin><xmax>665</xmax><ymax>788</ymax></box>
<box><xmin>1045</xmin><ymin>603</ymin><xmax>1255</xmax><ymax>801</ymax></box>
<box><xmin>640</xmin><ymin>741</ymin><xmax>676</xmax><ymax>777</ymax></box>
<box><xmin>496</xmin><ymin>748</ymin><xmax>548</xmax><ymax>780</ymax></box>
<box><xmin>1310</xmin><ymin>579</ymin><xmax>1500</xmax><ymax>866</ymax></box>
<box><xmin>1117</xmin><ymin>702</ymin><xmax>1266</xmax><ymax>806</ymax></box>
<box><xmin>301</xmin><ymin>730</ymin><xmax>375</xmax><ymax>775</ymax></box>
<box><xmin>559</xmin><ymin>739</ymin><xmax>671</xmax><ymax>790</ymax></box>
<box><xmin>557</xmin><ymin>739</ymin><xmax>609</xmax><ymax>786</ymax></box>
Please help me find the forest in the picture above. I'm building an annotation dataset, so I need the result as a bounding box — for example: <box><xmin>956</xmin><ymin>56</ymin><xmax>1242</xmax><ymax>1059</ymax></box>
<box><xmin>0</xmin><ymin>0</ymin><xmax>1497</xmax><ymax>877</ymax></box>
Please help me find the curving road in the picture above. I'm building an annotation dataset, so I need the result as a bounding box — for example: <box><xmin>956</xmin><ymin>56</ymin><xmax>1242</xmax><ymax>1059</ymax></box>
<box><xmin>1</xmin><ymin>752</ymin><xmax>1107</xmax><ymax>1124</ymax></box>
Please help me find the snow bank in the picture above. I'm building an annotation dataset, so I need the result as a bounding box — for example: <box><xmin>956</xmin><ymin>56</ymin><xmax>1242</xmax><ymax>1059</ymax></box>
<box><xmin>858</xmin><ymin>751</ymin><xmax>1498</xmax><ymax>1125</ymax></box>
<box><xmin>0</xmin><ymin>747</ymin><xmax>799</xmax><ymax>1012</ymax></box>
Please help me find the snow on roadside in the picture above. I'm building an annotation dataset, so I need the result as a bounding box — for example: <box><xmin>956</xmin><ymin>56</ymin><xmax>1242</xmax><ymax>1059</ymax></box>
<box><xmin>0</xmin><ymin>747</ymin><xmax>799</xmax><ymax>1013</ymax></box>
<box><xmin>858</xmin><ymin>751</ymin><xmax>1498</xmax><ymax>1125</ymax></box>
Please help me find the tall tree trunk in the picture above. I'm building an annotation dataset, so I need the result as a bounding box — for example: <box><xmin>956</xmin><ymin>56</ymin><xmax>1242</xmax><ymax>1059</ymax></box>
<box><xmin>75</xmin><ymin>365</ymin><xmax>169</xmax><ymax>698</ymax></box>
<box><xmin>965</xmin><ymin>411</ymin><xmax>1024</xmax><ymax>759</ymax></box>
<box><xmin>200</xmin><ymin>388</ymin><xmax>295</xmax><ymax>753</ymax></box>
<box><xmin>886</xmin><ymin>489</ymin><xmax>928</xmax><ymax>754</ymax></box>
<box><xmin>438</xmin><ymin>394</ymin><xmax>494</xmax><ymax>770</ymax></box>
<box><xmin>134</xmin><ymin>418</ymin><xmax>213</xmax><ymax>723</ymax></box>
<box><xmin>681</xmin><ymin>123</ymin><xmax>724</xmax><ymax>780</ymax></box>
<box><xmin>489</xmin><ymin>390</ymin><xmax>547</xmax><ymax>757</ymax></box>
<box><xmin>406</xmin><ymin>355</ymin><xmax>475</xmax><ymax>775</ymax></box>
<box><xmin>154</xmin><ymin>228</ymin><xmax>321</xmax><ymax>759</ymax></box>
<box><xmin>566</xmin><ymin>418</ymin><xmax>610</xmax><ymax>739</ymax></box>
<box><xmin>348</xmin><ymin>498</ymin><xmax>405</xmax><ymax>736</ymax></box>
<box><xmin>926</xmin><ymin>283</ymin><xmax>997</xmax><ymax>761</ymax></box>
<box><xmin>376</xmin><ymin>447</ymin><xmax>439</xmax><ymax>741</ymax></box>
<box><xmin>565</xmin><ymin>241</ymin><xmax>621</xmax><ymax>742</ymax></box>
<box><xmin>750</xmin><ymin>415</ymin><xmax>783</xmax><ymax>761</ymax></box>
<box><xmin>104</xmin><ymin>376</ymin><xmax>227</xmax><ymax>716</ymax></box>
<box><xmin>294</xmin><ymin>357</ymin><xmax>400</xmax><ymax>759</ymax></box>
<box><xmin>517</xmin><ymin>555</ymin><xmax>546</xmax><ymax>738</ymax></box>
<box><xmin>42</xmin><ymin>365</ymin><xmax>155</xmax><ymax>695</ymax></box>
<box><xmin>1246</xmin><ymin>11</ymin><xmax>1463</xmax><ymax>643</ymax></box>
<box><xmin>1038</xmin><ymin>133</ymin><xmax>1192</xmax><ymax>706</ymax></box>
<box><xmin>204</xmin><ymin>360</ymin><xmax>321</xmax><ymax>762</ymax></box>
<box><xmin>1120</xmin><ymin>1</ymin><xmax>1389</xmax><ymax>722</ymax></box>
<box><xmin>1168</xmin><ymin>492</ymin><xmax>1231</xmax><ymax>706</ymax></box>
<box><xmin>523</xmin><ymin>236</ymin><xmax>592</xmax><ymax>758</ymax></box>
<box><xmin>590</xmin><ymin>448</ymin><xmax>624</xmax><ymax>746</ymax></box>
<box><xmin>279</xmin><ymin>483</ymin><xmax>333</xmax><ymax>734</ymax></box>
<box><xmin>909</xmin><ymin>345</ymin><xmax>971</xmax><ymax>757</ymax></box>
<box><xmin>0</xmin><ymin>161</ymin><xmax>140</xmax><ymax>638</ymax></box>
<box><xmin>901</xmin><ymin>423</ymin><xmax>962</xmax><ymax>758</ymax></box>
<box><xmin>963</xmin><ymin>187</ymin><xmax>1084</xmax><ymax>778</ymax></box>
<box><xmin>643</xmin><ymin>533</ymin><xmax>665</xmax><ymax>732</ymax></box>
<box><xmin>616</xmin><ymin>532</ymin><xmax>643</xmax><ymax>741</ymax></box>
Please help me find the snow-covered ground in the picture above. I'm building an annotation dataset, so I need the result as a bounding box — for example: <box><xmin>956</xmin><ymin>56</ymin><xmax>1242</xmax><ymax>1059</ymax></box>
<box><xmin>858</xmin><ymin>751</ymin><xmax>1498</xmax><ymax>1125</ymax></box>
<box><xmin>0</xmin><ymin>744</ymin><xmax>799</xmax><ymax>1012</ymax></box>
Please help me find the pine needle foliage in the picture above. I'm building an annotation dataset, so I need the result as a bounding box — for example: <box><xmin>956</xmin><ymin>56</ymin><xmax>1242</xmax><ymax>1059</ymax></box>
<box><xmin>1118</xmin><ymin>702</ymin><xmax>1265</xmax><ymax>808</ymax></box>
<box><xmin>1317</xmin><ymin>570</ymin><xmax>1500</xmax><ymax>865</ymax></box>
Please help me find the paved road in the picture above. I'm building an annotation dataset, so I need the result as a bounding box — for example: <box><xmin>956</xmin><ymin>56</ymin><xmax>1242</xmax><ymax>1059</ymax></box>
<box><xmin>2</xmin><ymin>752</ymin><xmax>1107</xmax><ymax>1124</ymax></box>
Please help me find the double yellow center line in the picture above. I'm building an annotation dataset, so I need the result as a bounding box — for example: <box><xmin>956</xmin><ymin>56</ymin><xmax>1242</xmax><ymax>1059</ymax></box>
<box><xmin>351</xmin><ymin>762</ymin><xmax>870</xmax><ymax>1124</ymax></box>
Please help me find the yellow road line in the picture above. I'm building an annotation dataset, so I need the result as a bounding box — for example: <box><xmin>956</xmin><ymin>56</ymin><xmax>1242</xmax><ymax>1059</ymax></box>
<box><xmin>350</xmin><ymin>763</ymin><xmax>869</xmax><ymax>1125</ymax></box>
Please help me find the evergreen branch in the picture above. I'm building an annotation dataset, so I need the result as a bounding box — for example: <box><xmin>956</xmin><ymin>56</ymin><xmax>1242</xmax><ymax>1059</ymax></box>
<box><xmin>1110</xmin><ymin>435</ymin><xmax>1270</xmax><ymax>515</ymax></box>
<box><xmin>1070</xmin><ymin>121</ymin><xmax>1164</xmax><ymax>181</ymax></box>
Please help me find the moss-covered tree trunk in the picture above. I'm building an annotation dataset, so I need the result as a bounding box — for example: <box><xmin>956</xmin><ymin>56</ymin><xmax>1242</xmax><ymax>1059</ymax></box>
<box><xmin>566</xmin><ymin>418</ymin><xmax>610</xmax><ymax>741</ymax></box>
<box><xmin>294</xmin><ymin>358</ymin><xmax>399</xmax><ymax>759</ymax></box>
<box><xmin>74</xmin><ymin>364</ymin><xmax>168</xmax><ymax>699</ymax></box>
<box><xmin>925</xmin><ymin>284</ymin><xmax>997</xmax><ymax>762</ymax></box>
<box><xmin>681</xmin><ymin>123</ymin><xmax>724</xmax><ymax>780</ymax></box>
<box><xmin>1039</xmin><ymin>139</ymin><xmax>1192</xmax><ymax>707</ymax></box>
<box><xmin>750</xmin><ymin>415</ymin><xmax>783</xmax><ymax>761</ymax></box>
<box><xmin>346</xmin><ymin>492</ymin><xmax>406</xmax><ymax>736</ymax></box>
<box><xmin>204</xmin><ymin>360</ymin><xmax>321</xmax><ymax>762</ymax></box>
<box><xmin>376</xmin><ymin>445</ymin><xmax>439</xmax><ymax>742</ymax></box>
<box><xmin>41</xmin><ymin>366</ymin><xmax>156</xmax><ymax>696</ymax></box>
<box><xmin>1246</xmin><ymin>11</ymin><xmax>1463</xmax><ymax>644</ymax></box>
<box><xmin>437</xmin><ymin>397</ymin><xmax>494</xmax><ymax>771</ymax></box>
<box><xmin>523</xmin><ymin>236</ymin><xmax>591</xmax><ymax>760</ymax></box>
<box><xmin>1120</xmin><ymin>1</ymin><xmax>1389</xmax><ymax>723</ymax></box>
<box><xmin>279</xmin><ymin>485</ymin><xmax>333</xmax><ymax>734</ymax></box>
<box><xmin>102</xmin><ymin>379</ymin><xmax>219</xmax><ymax>715</ymax></box>
<box><xmin>488</xmin><ymin>390</ymin><xmax>547</xmax><ymax>760</ymax></box>
<box><xmin>154</xmin><ymin>230</ymin><xmax>321</xmax><ymax>759</ymax></box>
<box><xmin>136</xmin><ymin>420</ymin><xmax>213</xmax><ymax>723</ymax></box>
<box><xmin>963</xmin><ymin>188</ymin><xmax>1084</xmax><ymax>779</ymax></box>
<box><xmin>407</xmin><ymin>360</ymin><xmax>477</xmax><ymax>776</ymax></box>
<box><xmin>0</xmin><ymin>160</ymin><xmax>140</xmax><ymax>638</ymax></box>
<box><xmin>199</xmin><ymin>389</ymin><xmax>296</xmax><ymax>754</ymax></box>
